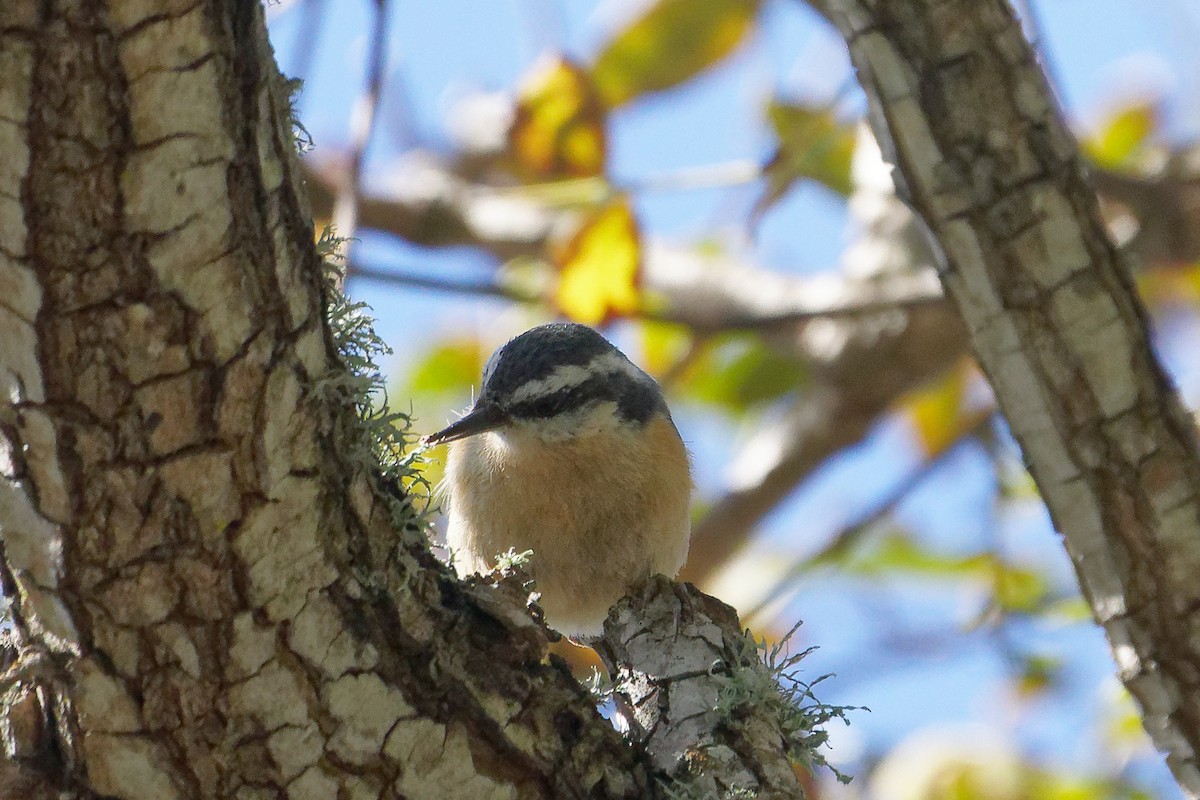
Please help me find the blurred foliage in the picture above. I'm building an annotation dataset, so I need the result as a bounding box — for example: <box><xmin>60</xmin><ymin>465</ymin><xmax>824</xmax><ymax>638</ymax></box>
<box><xmin>640</xmin><ymin>318</ymin><xmax>694</xmax><ymax>377</ymax></box>
<box><xmin>552</xmin><ymin>198</ymin><xmax>643</xmax><ymax>324</ymax></box>
<box><xmin>815</xmin><ymin>529</ymin><xmax>1050</xmax><ymax>614</ymax></box>
<box><xmin>901</xmin><ymin>362</ymin><xmax>977</xmax><ymax>456</ymax></box>
<box><xmin>1136</xmin><ymin>262</ymin><xmax>1200</xmax><ymax>310</ymax></box>
<box><xmin>676</xmin><ymin>332</ymin><xmax>809</xmax><ymax>413</ymax></box>
<box><xmin>1014</xmin><ymin>654</ymin><xmax>1062</xmax><ymax>699</ymax></box>
<box><xmin>1083</xmin><ymin>101</ymin><xmax>1158</xmax><ymax>169</ymax></box>
<box><xmin>902</xmin><ymin>362</ymin><xmax>974</xmax><ymax>455</ymax></box>
<box><xmin>400</xmin><ymin>339</ymin><xmax>488</xmax><ymax>502</ymax></box>
<box><xmin>755</xmin><ymin>100</ymin><xmax>857</xmax><ymax>220</ymax></box>
<box><xmin>406</xmin><ymin>338</ymin><xmax>486</xmax><ymax>396</ymax></box>
<box><xmin>871</xmin><ymin>727</ymin><xmax>1154</xmax><ymax>800</ymax></box>
<box><xmin>510</xmin><ymin>56</ymin><xmax>607</xmax><ymax>179</ymax></box>
<box><xmin>590</xmin><ymin>0</ymin><xmax>761</xmax><ymax>108</ymax></box>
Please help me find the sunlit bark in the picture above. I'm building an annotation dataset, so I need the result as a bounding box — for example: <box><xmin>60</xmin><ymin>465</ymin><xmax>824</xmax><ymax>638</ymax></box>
<box><xmin>0</xmin><ymin>3</ymin><xmax>811</xmax><ymax>798</ymax></box>
<box><xmin>828</xmin><ymin>0</ymin><xmax>1200</xmax><ymax>792</ymax></box>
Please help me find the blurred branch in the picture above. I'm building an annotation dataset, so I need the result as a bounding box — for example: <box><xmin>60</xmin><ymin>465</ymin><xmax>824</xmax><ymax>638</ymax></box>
<box><xmin>331</xmin><ymin>0</ymin><xmax>390</xmax><ymax>273</ymax></box>
<box><xmin>624</xmin><ymin>159</ymin><xmax>761</xmax><ymax>194</ymax></box>
<box><xmin>744</xmin><ymin>411</ymin><xmax>994</xmax><ymax>621</ymax></box>
<box><xmin>345</xmin><ymin>251</ymin><xmax>947</xmax><ymax>328</ymax></box>
<box><xmin>306</xmin><ymin>139</ymin><xmax>1200</xmax><ymax>280</ymax></box>
<box><xmin>302</xmin><ymin>149</ymin><xmax>969</xmax><ymax>592</ymax></box>
<box><xmin>1089</xmin><ymin>161</ymin><xmax>1200</xmax><ymax>267</ymax></box>
<box><xmin>347</xmin><ymin>261</ymin><xmax>531</xmax><ymax>301</ymax></box>
<box><xmin>305</xmin><ymin>156</ymin><xmax>555</xmax><ymax>258</ymax></box>
<box><xmin>681</xmin><ymin>302</ymin><xmax>968</xmax><ymax>585</ymax></box>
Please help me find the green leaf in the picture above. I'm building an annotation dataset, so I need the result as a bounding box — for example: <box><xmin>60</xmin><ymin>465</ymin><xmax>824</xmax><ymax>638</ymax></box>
<box><xmin>823</xmin><ymin>531</ymin><xmax>1049</xmax><ymax>612</ymax></box>
<box><xmin>993</xmin><ymin>562</ymin><xmax>1047</xmax><ymax>613</ymax></box>
<box><xmin>406</xmin><ymin>339</ymin><xmax>485</xmax><ymax>396</ymax></box>
<box><xmin>754</xmin><ymin>100</ymin><xmax>856</xmax><ymax>219</ymax></box>
<box><xmin>677</xmin><ymin>333</ymin><xmax>806</xmax><ymax>412</ymax></box>
<box><xmin>590</xmin><ymin>0</ymin><xmax>761</xmax><ymax>108</ymax></box>
<box><xmin>1015</xmin><ymin>654</ymin><xmax>1061</xmax><ymax>697</ymax></box>
<box><xmin>400</xmin><ymin>338</ymin><xmax>489</xmax><ymax>495</ymax></box>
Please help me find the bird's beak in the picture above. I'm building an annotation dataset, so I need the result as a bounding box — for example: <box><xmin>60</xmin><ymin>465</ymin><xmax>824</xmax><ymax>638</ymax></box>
<box><xmin>424</xmin><ymin>402</ymin><xmax>507</xmax><ymax>446</ymax></box>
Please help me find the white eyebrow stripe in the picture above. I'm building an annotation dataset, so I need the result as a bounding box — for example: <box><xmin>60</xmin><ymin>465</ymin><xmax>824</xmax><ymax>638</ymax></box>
<box><xmin>509</xmin><ymin>351</ymin><xmax>642</xmax><ymax>403</ymax></box>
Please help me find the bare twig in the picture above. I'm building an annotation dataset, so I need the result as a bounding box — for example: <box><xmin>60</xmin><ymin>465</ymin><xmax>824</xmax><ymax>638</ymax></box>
<box><xmin>346</xmin><ymin>261</ymin><xmax>531</xmax><ymax>301</ymax></box>
<box><xmin>652</xmin><ymin>272</ymin><xmax>946</xmax><ymax>331</ymax></box>
<box><xmin>344</xmin><ymin>251</ymin><xmax>946</xmax><ymax>329</ymax></box>
<box><xmin>623</xmin><ymin>159</ymin><xmax>762</xmax><ymax>194</ymax></box>
<box><xmin>331</xmin><ymin>0</ymin><xmax>391</xmax><ymax>278</ymax></box>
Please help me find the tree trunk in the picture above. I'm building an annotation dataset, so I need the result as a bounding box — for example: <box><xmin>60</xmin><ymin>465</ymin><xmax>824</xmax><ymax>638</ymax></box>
<box><xmin>826</xmin><ymin>0</ymin><xmax>1200</xmax><ymax>793</ymax></box>
<box><xmin>0</xmin><ymin>3</ymin><xmax>811</xmax><ymax>798</ymax></box>
<box><xmin>0</xmin><ymin>2</ymin><xmax>640</xmax><ymax>797</ymax></box>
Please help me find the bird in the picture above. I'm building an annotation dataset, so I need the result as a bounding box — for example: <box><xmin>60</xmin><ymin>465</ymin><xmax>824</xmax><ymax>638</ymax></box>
<box><xmin>425</xmin><ymin>322</ymin><xmax>692</xmax><ymax>638</ymax></box>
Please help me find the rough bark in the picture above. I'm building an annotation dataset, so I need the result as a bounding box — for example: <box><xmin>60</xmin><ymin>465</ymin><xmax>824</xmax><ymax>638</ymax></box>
<box><xmin>596</xmin><ymin>577</ymin><xmax>806</xmax><ymax>799</ymax></box>
<box><xmin>0</xmin><ymin>3</ymin><xmax>641</xmax><ymax>797</ymax></box>
<box><xmin>0</xmin><ymin>3</ymin><xmax>818</xmax><ymax>798</ymax></box>
<box><xmin>826</xmin><ymin>0</ymin><xmax>1200</xmax><ymax>792</ymax></box>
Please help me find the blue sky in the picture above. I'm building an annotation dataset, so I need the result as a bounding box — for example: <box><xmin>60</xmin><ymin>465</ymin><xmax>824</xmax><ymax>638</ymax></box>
<box><xmin>267</xmin><ymin>1</ymin><xmax>1195</xmax><ymax>794</ymax></box>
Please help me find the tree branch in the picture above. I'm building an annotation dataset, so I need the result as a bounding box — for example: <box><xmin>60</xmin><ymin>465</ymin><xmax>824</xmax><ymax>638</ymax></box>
<box><xmin>303</xmin><ymin>150</ymin><xmax>970</xmax><ymax>594</ymax></box>
<box><xmin>346</xmin><ymin>253</ymin><xmax>947</xmax><ymax>328</ymax></box>
<box><xmin>595</xmin><ymin>577</ymin><xmax>808</xmax><ymax>798</ymax></box>
<box><xmin>828</xmin><ymin>0</ymin><xmax>1200</xmax><ymax>791</ymax></box>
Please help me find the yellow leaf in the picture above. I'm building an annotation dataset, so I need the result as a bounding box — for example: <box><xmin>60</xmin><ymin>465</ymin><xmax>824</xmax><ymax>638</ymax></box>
<box><xmin>509</xmin><ymin>55</ymin><xmax>606</xmax><ymax>179</ymax></box>
<box><xmin>554</xmin><ymin>199</ymin><xmax>642</xmax><ymax>324</ymax></box>
<box><xmin>590</xmin><ymin>0</ymin><xmax>760</xmax><ymax>108</ymax></box>
<box><xmin>902</xmin><ymin>361</ymin><xmax>974</xmax><ymax>456</ymax></box>
<box><xmin>1084</xmin><ymin>101</ymin><xmax>1157</xmax><ymax>168</ymax></box>
<box><xmin>1135</xmin><ymin>262</ymin><xmax>1200</xmax><ymax>309</ymax></box>
<box><xmin>640</xmin><ymin>319</ymin><xmax>692</xmax><ymax>377</ymax></box>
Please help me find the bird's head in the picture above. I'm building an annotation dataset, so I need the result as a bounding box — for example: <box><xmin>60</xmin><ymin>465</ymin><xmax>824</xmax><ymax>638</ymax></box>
<box><xmin>425</xmin><ymin>322</ymin><xmax>669</xmax><ymax>445</ymax></box>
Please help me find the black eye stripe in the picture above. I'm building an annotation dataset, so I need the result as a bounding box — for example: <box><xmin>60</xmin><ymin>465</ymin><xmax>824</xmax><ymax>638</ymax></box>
<box><xmin>507</xmin><ymin>371</ymin><xmax>663</xmax><ymax>424</ymax></box>
<box><xmin>476</xmin><ymin>322</ymin><xmax>667</xmax><ymax>428</ymax></box>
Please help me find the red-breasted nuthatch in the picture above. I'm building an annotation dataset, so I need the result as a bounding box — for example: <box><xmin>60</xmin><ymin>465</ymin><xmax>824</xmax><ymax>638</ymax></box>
<box><xmin>426</xmin><ymin>322</ymin><xmax>692</xmax><ymax>637</ymax></box>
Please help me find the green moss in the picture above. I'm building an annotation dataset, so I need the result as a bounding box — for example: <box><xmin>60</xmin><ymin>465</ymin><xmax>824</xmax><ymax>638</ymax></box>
<box><xmin>717</xmin><ymin>621</ymin><xmax>860</xmax><ymax>786</ymax></box>
<box><xmin>315</xmin><ymin>226</ymin><xmax>430</xmax><ymax>536</ymax></box>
